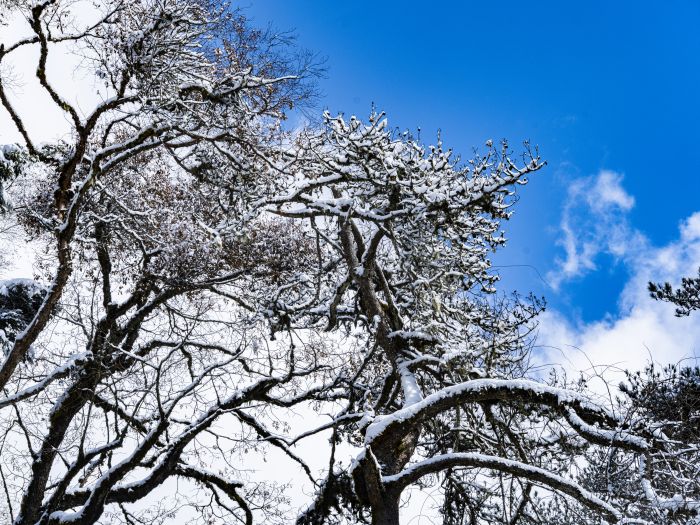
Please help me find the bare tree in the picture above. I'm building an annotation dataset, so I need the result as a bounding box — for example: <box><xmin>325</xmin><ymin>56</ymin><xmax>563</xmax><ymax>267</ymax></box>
<box><xmin>258</xmin><ymin>113</ymin><xmax>700</xmax><ymax>525</ymax></box>
<box><xmin>1</xmin><ymin>1</ymin><xmax>699</xmax><ymax>524</ymax></box>
<box><xmin>531</xmin><ymin>365</ymin><xmax>700</xmax><ymax>525</ymax></box>
<box><xmin>0</xmin><ymin>1</ymin><xmax>325</xmax><ymax>523</ymax></box>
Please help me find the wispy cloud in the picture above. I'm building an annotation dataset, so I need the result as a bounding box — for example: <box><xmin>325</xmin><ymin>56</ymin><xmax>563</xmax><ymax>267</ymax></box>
<box><xmin>539</xmin><ymin>200</ymin><xmax>700</xmax><ymax>387</ymax></box>
<box><xmin>547</xmin><ymin>170</ymin><xmax>645</xmax><ymax>290</ymax></box>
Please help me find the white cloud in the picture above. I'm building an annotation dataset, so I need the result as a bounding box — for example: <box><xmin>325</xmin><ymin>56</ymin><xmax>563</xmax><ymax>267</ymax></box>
<box><xmin>680</xmin><ymin>211</ymin><xmax>700</xmax><ymax>242</ymax></box>
<box><xmin>588</xmin><ymin>169</ymin><xmax>635</xmax><ymax>212</ymax></box>
<box><xmin>547</xmin><ymin>170</ymin><xmax>643</xmax><ymax>290</ymax></box>
<box><xmin>539</xmin><ymin>208</ymin><xmax>700</xmax><ymax>390</ymax></box>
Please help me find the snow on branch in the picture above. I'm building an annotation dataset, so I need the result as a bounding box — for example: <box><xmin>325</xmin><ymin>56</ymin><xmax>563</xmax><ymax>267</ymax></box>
<box><xmin>365</xmin><ymin>378</ymin><xmax>650</xmax><ymax>453</ymax></box>
<box><xmin>383</xmin><ymin>452</ymin><xmax>626</xmax><ymax>523</ymax></box>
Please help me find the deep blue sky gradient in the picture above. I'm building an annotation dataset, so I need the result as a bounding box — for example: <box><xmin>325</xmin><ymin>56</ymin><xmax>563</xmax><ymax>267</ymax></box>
<box><xmin>244</xmin><ymin>1</ymin><xmax>700</xmax><ymax>322</ymax></box>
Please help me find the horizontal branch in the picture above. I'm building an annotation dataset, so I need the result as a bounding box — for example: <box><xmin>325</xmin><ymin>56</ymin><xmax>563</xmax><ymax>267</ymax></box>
<box><xmin>383</xmin><ymin>452</ymin><xmax>622</xmax><ymax>523</ymax></box>
<box><xmin>365</xmin><ymin>378</ymin><xmax>649</xmax><ymax>453</ymax></box>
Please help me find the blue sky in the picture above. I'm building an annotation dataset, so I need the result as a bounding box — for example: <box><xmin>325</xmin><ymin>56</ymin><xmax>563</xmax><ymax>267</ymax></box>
<box><xmin>2</xmin><ymin>1</ymin><xmax>699</xmax><ymax>372</ymax></box>
<box><xmin>245</xmin><ymin>1</ymin><xmax>700</xmax><ymax>327</ymax></box>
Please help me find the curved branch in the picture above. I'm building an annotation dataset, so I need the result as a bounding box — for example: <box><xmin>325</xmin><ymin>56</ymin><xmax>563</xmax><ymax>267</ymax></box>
<box><xmin>365</xmin><ymin>378</ymin><xmax>649</xmax><ymax>453</ymax></box>
<box><xmin>383</xmin><ymin>452</ymin><xmax>622</xmax><ymax>523</ymax></box>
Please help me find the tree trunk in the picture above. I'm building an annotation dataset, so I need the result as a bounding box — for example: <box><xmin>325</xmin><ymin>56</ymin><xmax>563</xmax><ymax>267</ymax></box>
<box><xmin>356</xmin><ymin>448</ymin><xmax>403</xmax><ymax>525</ymax></box>
<box><xmin>371</xmin><ymin>495</ymin><xmax>400</xmax><ymax>525</ymax></box>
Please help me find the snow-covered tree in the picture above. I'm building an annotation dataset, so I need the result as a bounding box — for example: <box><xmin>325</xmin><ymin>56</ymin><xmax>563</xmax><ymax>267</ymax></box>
<box><xmin>649</xmin><ymin>270</ymin><xmax>700</xmax><ymax>316</ymax></box>
<box><xmin>534</xmin><ymin>365</ymin><xmax>700</xmax><ymax>525</ymax></box>
<box><xmin>1</xmin><ymin>1</ymin><xmax>699</xmax><ymax>524</ymax></box>
<box><xmin>264</xmin><ymin>114</ymin><xmax>699</xmax><ymax>525</ymax></box>
<box><xmin>0</xmin><ymin>1</ymin><xmax>322</xmax><ymax>523</ymax></box>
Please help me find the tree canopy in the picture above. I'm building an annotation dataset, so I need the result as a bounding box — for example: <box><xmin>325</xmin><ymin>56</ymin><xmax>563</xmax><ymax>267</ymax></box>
<box><xmin>0</xmin><ymin>1</ymin><xmax>698</xmax><ymax>524</ymax></box>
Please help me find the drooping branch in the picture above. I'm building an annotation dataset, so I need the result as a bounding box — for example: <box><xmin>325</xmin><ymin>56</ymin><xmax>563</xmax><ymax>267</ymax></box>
<box><xmin>383</xmin><ymin>452</ymin><xmax>625</xmax><ymax>524</ymax></box>
<box><xmin>365</xmin><ymin>378</ymin><xmax>650</xmax><ymax>453</ymax></box>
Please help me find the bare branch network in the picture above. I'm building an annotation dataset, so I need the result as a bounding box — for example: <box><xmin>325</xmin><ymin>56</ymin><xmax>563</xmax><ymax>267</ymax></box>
<box><xmin>0</xmin><ymin>1</ymin><xmax>698</xmax><ymax>524</ymax></box>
